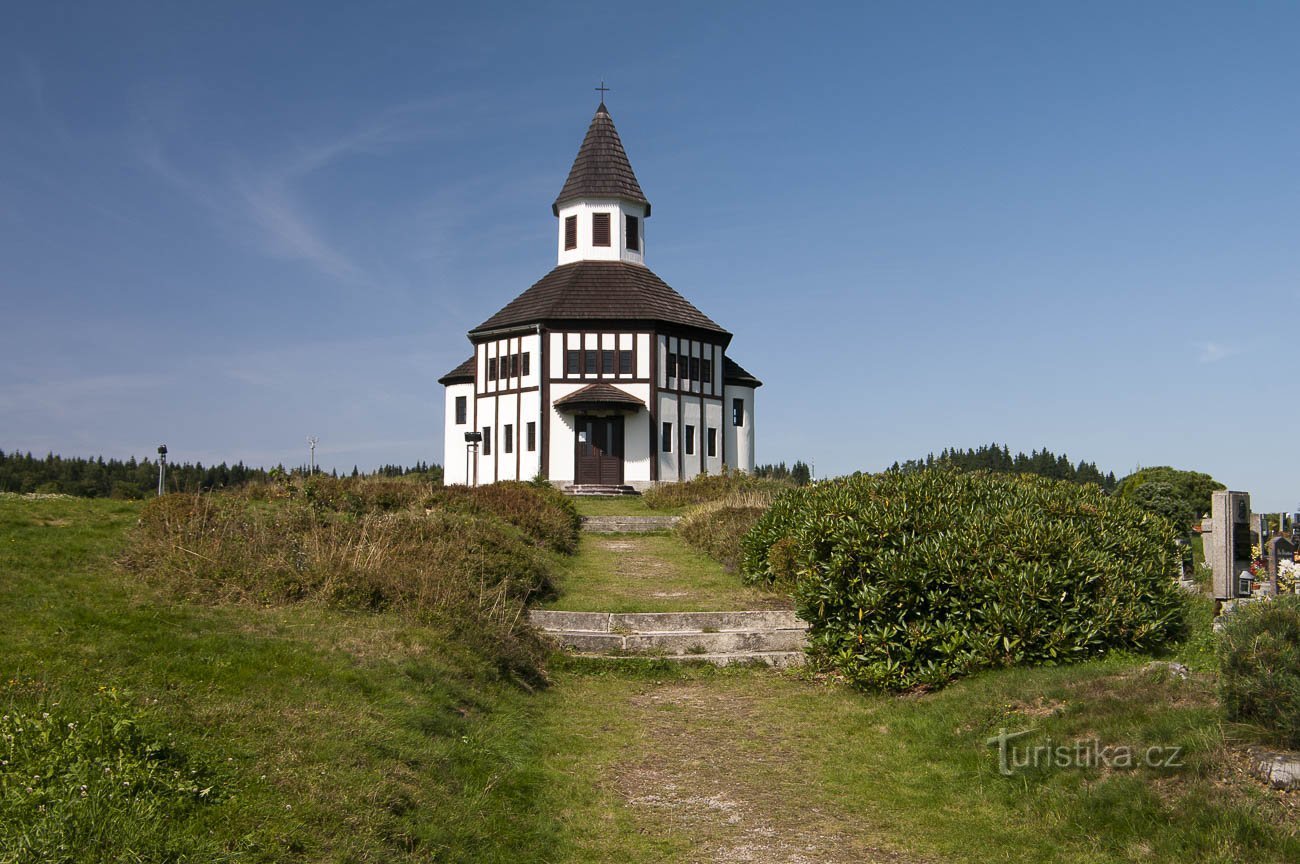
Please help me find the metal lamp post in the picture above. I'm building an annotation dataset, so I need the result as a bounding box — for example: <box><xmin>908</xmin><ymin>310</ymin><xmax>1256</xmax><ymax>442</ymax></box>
<box><xmin>464</xmin><ymin>431</ymin><xmax>482</xmax><ymax>487</ymax></box>
<box><xmin>156</xmin><ymin>444</ymin><xmax>168</xmax><ymax>496</ymax></box>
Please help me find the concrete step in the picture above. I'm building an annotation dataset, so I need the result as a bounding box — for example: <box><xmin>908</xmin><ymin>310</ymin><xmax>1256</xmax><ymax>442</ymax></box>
<box><xmin>565</xmin><ymin>485</ymin><xmax>639</xmax><ymax>496</ymax></box>
<box><xmin>581</xmin><ymin>515</ymin><xmax>681</xmax><ymax>533</ymax></box>
<box><xmin>529</xmin><ymin>609</ymin><xmax>803</xmax><ymax>632</ymax></box>
<box><xmin>529</xmin><ymin>608</ymin><xmax>808</xmax><ymax>666</ymax></box>
<box><xmin>573</xmin><ymin>651</ymin><xmax>806</xmax><ymax>668</ymax></box>
<box><xmin>548</xmin><ymin>627</ymin><xmax>808</xmax><ymax>655</ymax></box>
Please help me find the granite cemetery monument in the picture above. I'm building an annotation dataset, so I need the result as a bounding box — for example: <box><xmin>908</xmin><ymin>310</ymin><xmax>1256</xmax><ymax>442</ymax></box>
<box><xmin>1203</xmin><ymin>490</ymin><xmax>1253</xmax><ymax>600</ymax></box>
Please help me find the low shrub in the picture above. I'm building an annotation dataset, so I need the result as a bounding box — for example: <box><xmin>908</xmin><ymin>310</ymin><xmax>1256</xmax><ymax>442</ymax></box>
<box><xmin>427</xmin><ymin>481</ymin><xmax>580</xmax><ymax>554</ymax></box>
<box><xmin>0</xmin><ymin>689</ymin><xmax>226</xmax><ymax>862</ymax></box>
<box><xmin>742</xmin><ymin>469</ymin><xmax>1187</xmax><ymax>691</ymax></box>
<box><xmin>676</xmin><ymin>490</ymin><xmax>778</xmax><ymax>571</ymax></box>
<box><xmin>642</xmin><ymin>468</ymin><xmax>791</xmax><ymax>510</ymax></box>
<box><xmin>1219</xmin><ymin>595</ymin><xmax>1300</xmax><ymax>748</ymax></box>
<box><xmin>120</xmin><ymin>487</ymin><xmax>557</xmax><ymax>682</ymax></box>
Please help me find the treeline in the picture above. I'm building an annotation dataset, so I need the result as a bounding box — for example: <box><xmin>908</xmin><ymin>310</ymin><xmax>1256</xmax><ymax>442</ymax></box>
<box><xmin>755</xmin><ymin>461</ymin><xmax>812</xmax><ymax>486</ymax></box>
<box><xmin>0</xmin><ymin>450</ymin><xmax>442</xmax><ymax>499</ymax></box>
<box><xmin>888</xmin><ymin>444</ymin><xmax>1118</xmax><ymax>492</ymax></box>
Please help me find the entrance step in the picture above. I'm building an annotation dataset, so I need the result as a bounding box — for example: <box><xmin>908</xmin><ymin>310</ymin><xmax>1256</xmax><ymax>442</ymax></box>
<box><xmin>565</xmin><ymin>485</ymin><xmax>640</xmax><ymax>496</ymax></box>
<box><xmin>529</xmin><ymin>609</ymin><xmax>808</xmax><ymax>667</ymax></box>
<box><xmin>581</xmin><ymin>515</ymin><xmax>681</xmax><ymax>533</ymax></box>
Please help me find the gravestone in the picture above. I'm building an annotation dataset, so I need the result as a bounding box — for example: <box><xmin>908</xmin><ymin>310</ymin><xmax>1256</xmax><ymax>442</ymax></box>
<box><xmin>1268</xmin><ymin>536</ymin><xmax>1296</xmax><ymax>593</ymax></box>
<box><xmin>1252</xmin><ymin>513</ymin><xmax>1268</xmax><ymax>551</ymax></box>
<box><xmin>1204</xmin><ymin>490</ymin><xmax>1253</xmax><ymax>600</ymax></box>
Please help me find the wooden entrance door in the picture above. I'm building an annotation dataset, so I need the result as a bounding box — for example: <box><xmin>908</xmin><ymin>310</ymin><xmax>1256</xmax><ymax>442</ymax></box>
<box><xmin>575</xmin><ymin>416</ymin><xmax>624</xmax><ymax>485</ymax></box>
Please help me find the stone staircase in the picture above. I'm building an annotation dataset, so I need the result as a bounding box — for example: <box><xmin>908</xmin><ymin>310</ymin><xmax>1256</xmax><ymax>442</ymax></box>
<box><xmin>580</xmin><ymin>515</ymin><xmax>680</xmax><ymax>533</ymax></box>
<box><xmin>564</xmin><ymin>484</ymin><xmax>639</xmax><ymax>496</ymax></box>
<box><xmin>529</xmin><ymin>609</ymin><xmax>808</xmax><ymax>667</ymax></box>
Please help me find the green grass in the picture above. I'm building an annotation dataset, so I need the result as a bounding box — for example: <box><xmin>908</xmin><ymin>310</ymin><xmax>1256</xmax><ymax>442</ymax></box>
<box><xmin>0</xmin><ymin>495</ymin><xmax>560</xmax><ymax>863</ymax></box>
<box><xmin>6</xmin><ymin>494</ymin><xmax>1296</xmax><ymax>863</ymax></box>
<box><xmin>571</xmin><ymin>496</ymin><xmax>682</xmax><ymax>517</ymax></box>
<box><xmin>532</xmin><ymin>654</ymin><xmax>1300</xmax><ymax>863</ymax></box>
<box><xmin>541</xmin><ymin>533</ymin><xmax>792</xmax><ymax>612</ymax></box>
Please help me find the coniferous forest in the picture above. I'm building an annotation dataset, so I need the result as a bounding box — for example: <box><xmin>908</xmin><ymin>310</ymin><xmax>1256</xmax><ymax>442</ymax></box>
<box><xmin>888</xmin><ymin>443</ymin><xmax>1118</xmax><ymax>492</ymax></box>
<box><xmin>0</xmin><ymin>450</ymin><xmax>442</xmax><ymax>499</ymax></box>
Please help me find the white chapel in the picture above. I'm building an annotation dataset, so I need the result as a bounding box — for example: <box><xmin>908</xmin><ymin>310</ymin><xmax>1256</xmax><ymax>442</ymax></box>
<box><xmin>439</xmin><ymin>100</ymin><xmax>760</xmax><ymax>490</ymax></box>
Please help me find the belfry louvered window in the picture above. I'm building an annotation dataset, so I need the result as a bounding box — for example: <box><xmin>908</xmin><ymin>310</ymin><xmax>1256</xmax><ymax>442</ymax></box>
<box><xmin>592</xmin><ymin>213</ymin><xmax>611</xmax><ymax>246</ymax></box>
<box><xmin>564</xmin><ymin>216</ymin><xmax>577</xmax><ymax>250</ymax></box>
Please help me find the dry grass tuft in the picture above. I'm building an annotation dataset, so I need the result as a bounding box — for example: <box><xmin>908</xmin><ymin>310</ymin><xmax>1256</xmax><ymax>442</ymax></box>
<box><xmin>118</xmin><ymin>477</ymin><xmax>577</xmax><ymax>682</ymax></box>
<box><xmin>676</xmin><ymin>489</ymin><xmax>781</xmax><ymax>571</ymax></box>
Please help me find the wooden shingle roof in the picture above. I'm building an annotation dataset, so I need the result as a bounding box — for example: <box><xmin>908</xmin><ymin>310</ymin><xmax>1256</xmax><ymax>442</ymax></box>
<box><xmin>437</xmin><ymin>356</ymin><xmax>475</xmax><ymax>385</ymax></box>
<box><xmin>552</xmin><ymin>102</ymin><xmax>650</xmax><ymax>216</ymax></box>
<box><xmin>553</xmin><ymin>382</ymin><xmax>646</xmax><ymax>412</ymax></box>
<box><xmin>469</xmin><ymin>260</ymin><xmax>730</xmax><ymax>339</ymax></box>
<box><xmin>724</xmin><ymin>357</ymin><xmax>762</xmax><ymax>388</ymax></box>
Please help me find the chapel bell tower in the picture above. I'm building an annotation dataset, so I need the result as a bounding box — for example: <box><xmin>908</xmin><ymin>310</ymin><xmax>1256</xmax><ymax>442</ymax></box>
<box><xmin>553</xmin><ymin>101</ymin><xmax>650</xmax><ymax>267</ymax></box>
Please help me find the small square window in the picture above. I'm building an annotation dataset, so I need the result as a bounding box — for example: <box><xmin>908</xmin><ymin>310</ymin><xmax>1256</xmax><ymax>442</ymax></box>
<box><xmin>626</xmin><ymin>214</ymin><xmax>639</xmax><ymax>252</ymax></box>
<box><xmin>684</xmin><ymin>425</ymin><xmax>695</xmax><ymax>456</ymax></box>
<box><xmin>455</xmin><ymin>396</ymin><xmax>467</xmax><ymax>425</ymax></box>
<box><xmin>592</xmin><ymin>213</ymin><xmax>611</xmax><ymax>246</ymax></box>
<box><xmin>566</xmin><ymin>350</ymin><xmax>580</xmax><ymax>375</ymax></box>
<box><xmin>707</xmin><ymin>427</ymin><xmax>717</xmax><ymax>458</ymax></box>
<box><xmin>601</xmin><ymin>350</ymin><xmax>614</xmax><ymax>374</ymax></box>
<box><xmin>661</xmin><ymin>422</ymin><xmax>673</xmax><ymax>453</ymax></box>
<box><xmin>564</xmin><ymin>215</ymin><xmax>577</xmax><ymax>250</ymax></box>
<box><xmin>619</xmin><ymin>350</ymin><xmax>633</xmax><ymax>374</ymax></box>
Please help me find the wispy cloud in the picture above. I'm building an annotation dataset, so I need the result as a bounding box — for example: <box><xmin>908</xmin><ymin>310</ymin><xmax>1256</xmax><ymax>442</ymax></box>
<box><xmin>132</xmin><ymin>96</ymin><xmax>466</xmax><ymax>286</ymax></box>
<box><xmin>17</xmin><ymin>54</ymin><xmax>72</xmax><ymax>147</ymax></box>
<box><xmin>1198</xmin><ymin>342</ymin><xmax>1241</xmax><ymax>364</ymax></box>
<box><xmin>0</xmin><ymin>372</ymin><xmax>172</xmax><ymax>417</ymax></box>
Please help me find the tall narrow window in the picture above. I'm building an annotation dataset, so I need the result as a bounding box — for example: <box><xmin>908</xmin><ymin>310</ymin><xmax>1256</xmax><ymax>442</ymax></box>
<box><xmin>707</xmin><ymin>427</ymin><xmax>717</xmax><ymax>458</ymax></box>
<box><xmin>527</xmin><ymin>422</ymin><xmax>536</xmax><ymax>452</ymax></box>
<box><xmin>601</xmin><ymin>350</ymin><xmax>615</xmax><ymax>374</ymax></box>
<box><xmin>733</xmin><ymin>398</ymin><xmax>744</xmax><ymax>427</ymax></box>
<box><xmin>455</xmin><ymin>396</ymin><xmax>467</xmax><ymax>425</ymax></box>
<box><xmin>564</xmin><ymin>215</ymin><xmax>577</xmax><ymax>250</ymax></box>
<box><xmin>684</xmin><ymin>425</ymin><xmax>695</xmax><ymax>456</ymax></box>
<box><xmin>701</xmin><ymin>358</ymin><xmax>712</xmax><ymax>384</ymax></box>
<box><xmin>510</xmin><ymin>354</ymin><xmax>520</xmax><ymax>378</ymax></box>
<box><xmin>521</xmin><ymin>352</ymin><xmax>530</xmax><ymax>376</ymax></box>
<box><xmin>689</xmin><ymin>357</ymin><xmax>700</xmax><ymax>381</ymax></box>
<box><xmin>504</xmin><ymin>424</ymin><xmax>513</xmax><ymax>454</ymax></box>
<box><xmin>566</xmin><ymin>350</ymin><xmax>580</xmax><ymax>375</ymax></box>
<box><xmin>488</xmin><ymin>357</ymin><xmax>498</xmax><ymax>381</ymax></box>
<box><xmin>482</xmin><ymin>427</ymin><xmax>492</xmax><ymax>456</ymax></box>
<box><xmin>626</xmin><ymin>214</ymin><xmax>639</xmax><ymax>252</ymax></box>
<box><xmin>592</xmin><ymin>212</ymin><xmax>611</xmax><ymax>246</ymax></box>
<box><xmin>619</xmin><ymin>350</ymin><xmax>633</xmax><ymax>374</ymax></box>
<box><xmin>585</xmin><ymin>350</ymin><xmax>597</xmax><ymax>374</ymax></box>
<box><xmin>661</xmin><ymin>422</ymin><xmax>673</xmax><ymax>453</ymax></box>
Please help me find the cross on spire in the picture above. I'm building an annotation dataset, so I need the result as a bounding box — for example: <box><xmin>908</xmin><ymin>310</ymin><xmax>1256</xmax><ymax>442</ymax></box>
<box><xmin>595</xmin><ymin>81</ymin><xmax>610</xmax><ymax>102</ymax></box>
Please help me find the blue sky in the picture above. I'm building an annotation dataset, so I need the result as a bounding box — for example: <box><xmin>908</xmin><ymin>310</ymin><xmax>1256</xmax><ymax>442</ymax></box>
<box><xmin>2</xmin><ymin>2</ymin><xmax>1298</xmax><ymax>509</ymax></box>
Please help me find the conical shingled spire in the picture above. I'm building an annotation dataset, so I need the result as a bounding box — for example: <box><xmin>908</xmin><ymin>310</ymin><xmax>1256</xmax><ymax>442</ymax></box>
<box><xmin>552</xmin><ymin>102</ymin><xmax>650</xmax><ymax>216</ymax></box>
